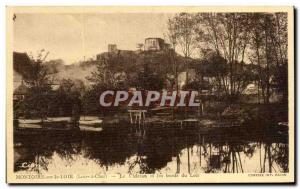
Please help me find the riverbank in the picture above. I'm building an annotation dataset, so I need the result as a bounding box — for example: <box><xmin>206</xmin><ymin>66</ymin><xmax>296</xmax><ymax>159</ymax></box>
<box><xmin>13</xmin><ymin>102</ymin><xmax>288</xmax><ymax>136</ymax></box>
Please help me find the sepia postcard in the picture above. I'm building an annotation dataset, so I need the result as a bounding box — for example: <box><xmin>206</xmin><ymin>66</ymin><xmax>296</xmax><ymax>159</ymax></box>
<box><xmin>6</xmin><ymin>6</ymin><xmax>294</xmax><ymax>184</ymax></box>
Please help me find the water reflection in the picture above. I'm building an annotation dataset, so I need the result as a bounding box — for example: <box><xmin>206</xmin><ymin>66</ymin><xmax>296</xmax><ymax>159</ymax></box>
<box><xmin>14</xmin><ymin>126</ymin><xmax>288</xmax><ymax>174</ymax></box>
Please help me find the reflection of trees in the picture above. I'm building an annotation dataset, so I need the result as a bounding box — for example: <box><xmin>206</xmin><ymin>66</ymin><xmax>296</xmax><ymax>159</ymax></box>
<box><xmin>200</xmin><ymin>135</ymin><xmax>288</xmax><ymax>173</ymax></box>
<box><xmin>14</xmin><ymin>127</ymin><xmax>289</xmax><ymax>174</ymax></box>
<box><xmin>125</xmin><ymin>128</ymin><xmax>193</xmax><ymax>174</ymax></box>
<box><xmin>200</xmin><ymin>141</ymin><xmax>257</xmax><ymax>173</ymax></box>
<box><xmin>14</xmin><ymin>132</ymin><xmax>81</xmax><ymax>173</ymax></box>
<box><xmin>82</xmin><ymin>130</ymin><xmax>137</xmax><ymax>169</ymax></box>
<box><xmin>113</xmin><ymin>129</ymin><xmax>288</xmax><ymax>174</ymax></box>
<box><xmin>127</xmin><ymin>130</ymin><xmax>185</xmax><ymax>174</ymax></box>
<box><xmin>221</xmin><ymin>145</ymin><xmax>245</xmax><ymax>173</ymax></box>
<box><xmin>273</xmin><ymin>143</ymin><xmax>289</xmax><ymax>172</ymax></box>
<box><xmin>260</xmin><ymin>142</ymin><xmax>288</xmax><ymax>173</ymax></box>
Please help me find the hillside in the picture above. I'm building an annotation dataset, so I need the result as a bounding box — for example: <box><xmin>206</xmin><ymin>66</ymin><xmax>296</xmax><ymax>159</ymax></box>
<box><xmin>45</xmin><ymin>50</ymin><xmax>188</xmax><ymax>86</ymax></box>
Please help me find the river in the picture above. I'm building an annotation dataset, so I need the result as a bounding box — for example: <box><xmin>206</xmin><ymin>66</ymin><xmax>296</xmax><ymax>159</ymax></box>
<box><xmin>14</xmin><ymin>125</ymin><xmax>288</xmax><ymax>175</ymax></box>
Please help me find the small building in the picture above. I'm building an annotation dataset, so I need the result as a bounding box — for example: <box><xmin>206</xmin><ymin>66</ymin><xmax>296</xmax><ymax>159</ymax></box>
<box><xmin>13</xmin><ymin>82</ymin><xmax>28</xmax><ymax>101</ymax></box>
<box><xmin>144</xmin><ymin>38</ymin><xmax>167</xmax><ymax>51</ymax></box>
<box><xmin>178</xmin><ymin>69</ymin><xmax>197</xmax><ymax>89</ymax></box>
<box><xmin>108</xmin><ymin>44</ymin><xmax>117</xmax><ymax>53</ymax></box>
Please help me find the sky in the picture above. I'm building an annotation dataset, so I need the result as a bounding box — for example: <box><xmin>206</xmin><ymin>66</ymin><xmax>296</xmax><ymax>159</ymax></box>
<box><xmin>13</xmin><ymin>13</ymin><xmax>172</xmax><ymax>64</ymax></box>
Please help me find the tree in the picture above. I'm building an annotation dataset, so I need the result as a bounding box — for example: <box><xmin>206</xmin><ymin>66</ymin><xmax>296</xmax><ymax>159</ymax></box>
<box><xmin>193</xmin><ymin>13</ymin><xmax>252</xmax><ymax>99</ymax></box>
<box><xmin>170</xmin><ymin>13</ymin><xmax>197</xmax><ymax>85</ymax></box>
<box><xmin>248</xmin><ymin>13</ymin><xmax>288</xmax><ymax>104</ymax></box>
<box><xmin>48</xmin><ymin>79</ymin><xmax>85</xmax><ymax>117</ymax></box>
<box><xmin>196</xmin><ymin>49</ymin><xmax>228</xmax><ymax>96</ymax></box>
<box><xmin>21</xmin><ymin>50</ymin><xmax>52</xmax><ymax>120</ymax></box>
<box><xmin>88</xmin><ymin>53</ymin><xmax>129</xmax><ymax>90</ymax></box>
<box><xmin>166</xmin><ymin>18</ymin><xmax>180</xmax><ymax>90</ymax></box>
<box><xmin>136</xmin><ymin>63</ymin><xmax>164</xmax><ymax>91</ymax></box>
